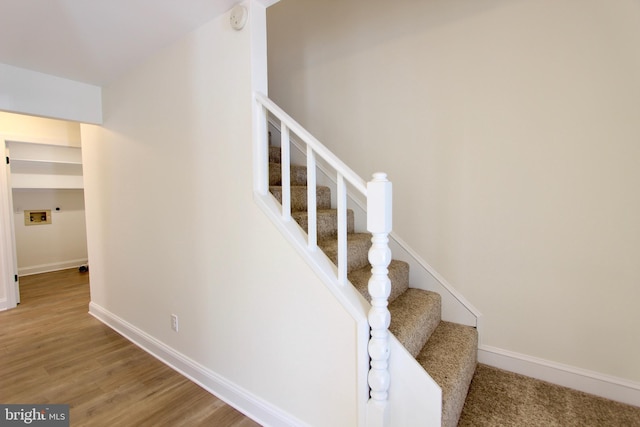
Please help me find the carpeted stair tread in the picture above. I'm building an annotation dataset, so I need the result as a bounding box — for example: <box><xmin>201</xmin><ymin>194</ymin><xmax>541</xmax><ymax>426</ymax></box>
<box><xmin>416</xmin><ymin>321</ymin><xmax>478</xmax><ymax>427</ymax></box>
<box><xmin>348</xmin><ymin>260</ymin><xmax>410</xmax><ymax>305</ymax></box>
<box><xmin>318</xmin><ymin>233</ymin><xmax>372</xmax><ymax>273</ymax></box>
<box><xmin>269</xmin><ymin>162</ymin><xmax>307</xmax><ymax>186</ymax></box>
<box><xmin>270</xmin><ymin>186</ymin><xmax>332</xmax><ymax>211</ymax></box>
<box><xmin>388</xmin><ymin>289</ymin><xmax>441</xmax><ymax>357</ymax></box>
<box><xmin>292</xmin><ymin>209</ymin><xmax>355</xmax><ymax>239</ymax></box>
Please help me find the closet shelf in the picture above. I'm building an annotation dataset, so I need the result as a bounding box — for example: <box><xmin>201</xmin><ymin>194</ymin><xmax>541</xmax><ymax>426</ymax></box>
<box><xmin>7</xmin><ymin>142</ymin><xmax>84</xmax><ymax>190</ymax></box>
<box><xmin>10</xmin><ymin>158</ymin><xmax>83</xmax><ymax>166</ymax></box>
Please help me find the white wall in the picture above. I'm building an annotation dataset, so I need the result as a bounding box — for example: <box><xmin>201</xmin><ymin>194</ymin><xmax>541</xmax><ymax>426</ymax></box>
<box><xmin>81</xmin><ymin>3</ymin><xmax>359</xmax><ymax>425</ymax></box>
<box><xmin>12</xmin><ymin>189</ymin><xmax>87</xmax><ymax>275</ymax></box>
<box><xmin>0</xmin><ymin>63</ymin><xmax>102</xmax><ymax>124</ymax></box>
<box><xmin>267</xmin><ymin>0</ymin><xmax>640</xmax><ymax>385</ymax></box>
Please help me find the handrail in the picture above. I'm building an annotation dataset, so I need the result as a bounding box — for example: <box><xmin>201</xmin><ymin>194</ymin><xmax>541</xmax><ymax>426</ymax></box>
<box><xmin>254</xmin><ymin>92</ymin><xmax>392</xmax><ymax>426</ymax></box>
<box><xmin>255</xmin><ymin>92</ymin><xmax>368</xmax><ymax>195</ymax></box>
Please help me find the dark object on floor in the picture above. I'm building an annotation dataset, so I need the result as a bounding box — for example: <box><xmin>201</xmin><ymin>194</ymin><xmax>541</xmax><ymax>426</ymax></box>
<box><xmin>79</xmin><ymin>265</ymin><xmax>89</xmax><ymax>273</ymax></box>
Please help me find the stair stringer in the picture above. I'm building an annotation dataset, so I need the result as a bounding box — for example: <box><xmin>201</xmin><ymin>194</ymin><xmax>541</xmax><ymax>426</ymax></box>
<box><xmin>269</xmin><ymin>121</ymin><xmax>482</xmax><ymax>328</ymax></box>
<box><xmin>253</xmin><ymin>191</ymin><xmax>371</xmax><ymax>426</ymax></box>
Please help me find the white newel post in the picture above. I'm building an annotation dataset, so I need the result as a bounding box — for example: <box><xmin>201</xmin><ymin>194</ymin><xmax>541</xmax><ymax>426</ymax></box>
<box><xmin>366</xmin><ymin>173</ymin><xmax>392</xmax><ymax>427</ymax></box>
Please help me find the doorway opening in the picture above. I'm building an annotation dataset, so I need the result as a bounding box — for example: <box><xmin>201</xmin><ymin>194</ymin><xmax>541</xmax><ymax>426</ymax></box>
<box><xmin>1</xmin><ymin>112</ymin><xmax>88</xmax><ymax>309</ymax></box>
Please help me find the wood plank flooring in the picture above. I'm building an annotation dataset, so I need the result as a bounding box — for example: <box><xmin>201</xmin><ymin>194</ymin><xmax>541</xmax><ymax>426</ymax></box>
<box><xmin>0</xmin><ymin>269</ymin><xmax>261</xmax><ymax>427</ymax></box>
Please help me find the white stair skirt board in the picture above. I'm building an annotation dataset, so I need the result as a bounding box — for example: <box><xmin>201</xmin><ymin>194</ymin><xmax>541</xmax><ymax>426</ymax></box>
<box><xmin>88</xmin><ymin>302</ymin><xmax>310</xmax><ymax>427</ymax></box>
<box><xmin>478</xmin><ymin>345</ymin><xmax>640</xmax><ymax>408</ymax></box>
<box><xmin>18</xmin><ymin>259</ymin><xmax>89</xmax><ymax>276</ymax></box>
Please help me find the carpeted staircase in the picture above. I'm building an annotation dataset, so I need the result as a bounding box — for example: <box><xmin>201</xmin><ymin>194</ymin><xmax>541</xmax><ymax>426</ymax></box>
<box><xmin>269</xmin><ymin>147</ymin><xmax>478</xmax><ymax>427</ymax></box>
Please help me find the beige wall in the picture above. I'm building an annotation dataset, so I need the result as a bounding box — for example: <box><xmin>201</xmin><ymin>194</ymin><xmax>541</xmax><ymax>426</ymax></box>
<box><xmin>268</xmin><ymin>0</ymin><xmax>640</xmax><ymax>382</ymax></box>
<box><xmin>81</xmin><ymin>4</ymin><xmax>359</xmax><ymax>425</ymax></box>
<box><xmin>0</xmin><ymin>112</ymin><xmax>81</xmax><ymax>147</ymax></box>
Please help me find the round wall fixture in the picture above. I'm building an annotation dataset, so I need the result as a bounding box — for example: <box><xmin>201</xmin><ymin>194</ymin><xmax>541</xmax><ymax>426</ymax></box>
<box><xmin>230</xmin><ymin>5</ymin><xmax>248</xmax><ymax>31</ymax></box>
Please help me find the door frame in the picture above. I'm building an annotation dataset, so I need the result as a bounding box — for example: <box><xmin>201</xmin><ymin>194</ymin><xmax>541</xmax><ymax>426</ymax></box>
<box><xmin>0</xmin><ymin>139</ymin><xmax>18</xmax><ymax>310</ymax></box>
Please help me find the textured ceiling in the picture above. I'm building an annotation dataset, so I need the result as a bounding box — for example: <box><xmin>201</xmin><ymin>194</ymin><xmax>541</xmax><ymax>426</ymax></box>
<box><xmin>0</xmin><ymin>0</ymin><xmax>238</xmax><ymax>86</ymax></box>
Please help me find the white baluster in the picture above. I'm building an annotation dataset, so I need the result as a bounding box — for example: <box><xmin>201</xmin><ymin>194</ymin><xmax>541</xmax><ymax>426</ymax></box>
<box><xmin>306</xmin><ymin>147</ymin><xmax>317</xmax><ymax>250</ymax></box>
<box><xmin>366</xmin><ymin>173</ymin><xmax>392</xmax><ymax>427</ymax></box>
<box><xmin>337</xmin><ymin>174</ymin><xmax>348</xmax><ymax>285</ymax></box>
<box><xmin>281</xmin><ymin>124</ymin><xmax>291</xmax><ymax>221</ymax></box>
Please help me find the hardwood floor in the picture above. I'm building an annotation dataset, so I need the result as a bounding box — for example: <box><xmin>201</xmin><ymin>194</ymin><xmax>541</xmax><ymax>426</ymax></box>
<box><xmin>0</xmin><ymin>269</ymin><xmax>261</xmax><ymax>427</ymax></box>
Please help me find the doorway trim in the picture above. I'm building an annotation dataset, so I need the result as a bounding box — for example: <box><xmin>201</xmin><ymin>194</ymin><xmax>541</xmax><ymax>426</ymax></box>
<box><xmin>0</xmin><ymin>138</ymin><xmax>18</xmax><ymax>310</ymax></box>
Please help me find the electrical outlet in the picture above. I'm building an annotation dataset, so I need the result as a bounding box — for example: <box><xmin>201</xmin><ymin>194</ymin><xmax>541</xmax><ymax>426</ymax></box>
<box><xmin>170</xmin><ymin>314</ymin><xmax>179</xmax><ymax>332</ymax></box>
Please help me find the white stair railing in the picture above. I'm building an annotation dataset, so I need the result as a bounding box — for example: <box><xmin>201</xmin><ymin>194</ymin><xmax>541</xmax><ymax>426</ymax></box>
<box><xmin>254</xmin><ymin>92</ymin><xmax>393</xmax><ymax>426</ymax></box>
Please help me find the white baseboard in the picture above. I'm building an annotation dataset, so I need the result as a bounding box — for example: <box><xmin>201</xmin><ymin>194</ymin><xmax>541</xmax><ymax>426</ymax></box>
<box><xmin>0</xmin><ymin>297</ymin><xmax>8</xmax><ymax>311</ymax></box>
<box><xmin>478</xmin><ymin>345</ymin><xmax>640</xmax><ymax>408</ymax></box>
<box><xmin>19</xmin><ymin>259</ymin><xmax>88</xmax><ymax>276</ymax></box>
<box><xmin>88</xmin><ymin>302</ymin><xmax>308</xmax><ymax>427</ymax></box>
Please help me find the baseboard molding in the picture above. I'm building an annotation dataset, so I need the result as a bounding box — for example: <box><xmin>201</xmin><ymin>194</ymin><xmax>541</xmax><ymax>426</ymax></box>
<box><xmin>88</xmin><ymin>302</ymin><xmax>308</xmax><ymax>427</ymax></box>
<box><xmin>478</xmin><ymin>345</ymin><xmax>640</xmax><ymax>408</ymax></box>
<box><xmin>19</xmin><ymin>259</ymin><xmax>88</xmax><ymax>276</ymax></box>
<box><xmin>0</xmin><ymin>297</ymin><xmax>8</xmax><ymax>311</ymax></box>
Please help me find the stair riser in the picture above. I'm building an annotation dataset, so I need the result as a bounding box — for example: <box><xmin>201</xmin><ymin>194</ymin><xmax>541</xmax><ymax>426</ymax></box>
<box><xmin>293</xmin><ymin>210</ymin><xmax>355</xmax><ymax>240</ymax></box>
<box><xmin>349</xmin><ymin>260</ymin><xmax>410</xmax><ymax>305</ymax></box>
<box><xmin>388</xmin><ymin>289</ymin><xmax>441</xmax><ymax>358</ymax></box>
<box><xmin>416</xmin><ymin>322</ymin><xmax>478</xmax><ymax>427</ymax></box>
<box><xmin>269</xmin><ymin>146</ymin><xmax>281</xmax><ymax>164</ymax></box>
<box><xmin>270</xmin><ymin>186</ymin><xmax>331</xmax><ymax>211</ymax></box>
<box><xmin>319</xmin><ymin>234</ymin><xmax>372</xmax><ymax>273</ymax></box>
<box><xmin>269</xmin><ymin>163</ymin><xmax>308</xmax><ymax>186</ymax></box>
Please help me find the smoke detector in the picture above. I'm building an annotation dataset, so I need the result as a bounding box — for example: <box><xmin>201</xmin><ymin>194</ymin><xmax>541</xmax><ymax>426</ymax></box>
<box><xmin>230</xmin><ymin>5</ymin><xmax>248</xmax><ymax>31</ymax></box>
